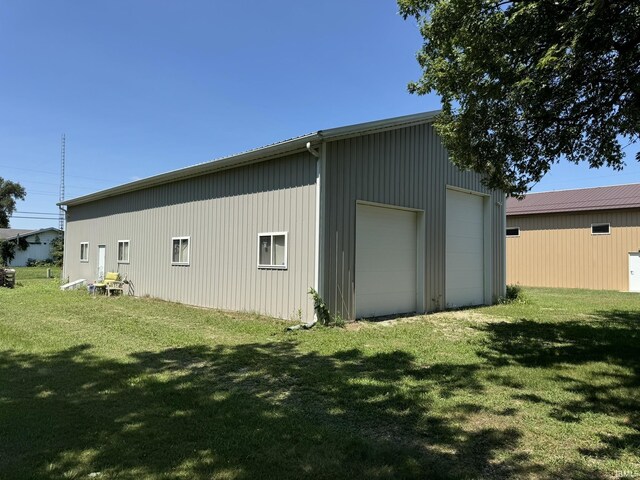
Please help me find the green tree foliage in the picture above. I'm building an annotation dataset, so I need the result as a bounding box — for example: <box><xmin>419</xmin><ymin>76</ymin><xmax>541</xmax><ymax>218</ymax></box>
<box><xmin>398</xmin><ymin>0</ymin><xmax>640</xmax><ymax>195</ymax></box>
<box><xmin>0</xmin><ymin>177</ymin><xmax>26</xmax><ymax>228</ymax></box>
<box><xmin>50</xmin><ymin>234</ymin><xmax>64</xmax><ymax>267</ymax></box>
<box><xmin>0</xmin><ymin>237</ymin><xmax>29</xmax><ymax>266</ymax></box>
<box><xmin>0</xmin><ymin>240</ymin><xmax>16</xmax><ymax>267</ymax></box>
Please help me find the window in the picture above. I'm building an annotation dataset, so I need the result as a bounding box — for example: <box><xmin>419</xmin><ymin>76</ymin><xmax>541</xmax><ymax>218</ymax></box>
<box><xmin>172</xmin><ymin>237</ymin><xmax>190</xmax><ymax>265</ymax></box>
<box><xmin>80</xmin><ymin>242</ymin><xmax>89</xmax><ymax>262</ymax></box>
<box><xmin>506</xmin><ymin>227</ymin><xmax>520</xmax><ymax>237</ymax></box>
<box><xmin>258</xmin><ymin>232</ymin><xmax>287</xmax><ymax>269</ymax></box>
<box><xmin>591</xmin><ymin>223</ymin><xmax>610</xmax><ymax>235</ymax></box>
<box><xmin>118</xmin><ymin>240</ymin><xmax>130</xmax><ymax>263</ymax></box>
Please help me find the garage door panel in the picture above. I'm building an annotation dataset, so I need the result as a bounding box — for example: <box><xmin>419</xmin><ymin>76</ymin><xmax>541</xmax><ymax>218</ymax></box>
<box><xmin>446</xmin><ymin>252</ymin><xmax>484</xmax><ymax>265</ymax></box>
<box><xmin>449</xmin><ymin>287</ymin><xmax>484</xmax><ymax>304</ymax></box>
<box><xmin>446</xmin><ymin>239</ymin><xmax>484</xmax><ymax>256</ymax></box>
<box><xmin>447</xmin><ymin>225</ymin><xmax>485</xmax><ymax>237</ymax></box>
<box><xmin>447</xmin><ymin>217</ymin><xmax>483</xmax><ymax>230</ymax></box>
<box><xmin>446</xmin><ymin>271</ymin><xmax>483</xmax><ymax>289</ymax></box>
<box><xmin>357</xmin><ymin>292</ymin><xmax>416</xmax><ymax>318</ymax></box>
<box><xmin>356</xmin><ymin>204</ymin><xmax>417</xmax><ymax>318</ymax></box>
<box><xmin>446</xmin><ymin>190</ymin><xmax>485</xmax><ymax>308</ymax></box>
<box><xmin>357</xmin><ymin>241</ymin><xmax>415</xmax><ymax>257</ymax></box>
<box><xmin>357</xmin><ymin>273</ymin><xmax>415</xmax><ymax>293</ymax></box>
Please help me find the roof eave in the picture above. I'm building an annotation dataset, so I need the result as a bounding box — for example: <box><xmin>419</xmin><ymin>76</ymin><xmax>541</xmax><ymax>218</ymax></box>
<box><xmin>59</xmin><ymin>133</ymin><xmax>319</xmax><ymax>207</ymax></box>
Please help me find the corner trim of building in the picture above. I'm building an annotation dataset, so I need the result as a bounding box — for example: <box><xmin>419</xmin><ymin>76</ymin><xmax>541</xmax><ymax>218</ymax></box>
<box><xmin>314</xmin><ymin>143</ymin><xmax>327</xmax><ymax>298</ymax></box>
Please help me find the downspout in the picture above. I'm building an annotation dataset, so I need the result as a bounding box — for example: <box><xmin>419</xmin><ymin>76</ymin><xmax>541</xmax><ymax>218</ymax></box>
<box><xmin>502</xmin><ymin>193</ymin><xmax>507</xmax><ymax>297</ymax></box>
<box><xmin>307</xmin><ymin>140</ymin><xmax>326</xmax><ymax>322</ymax></box>
<box><xmin>306</xmin><ymin>142</ymin><xmax>320</xmax><ymax>159</ymax></box>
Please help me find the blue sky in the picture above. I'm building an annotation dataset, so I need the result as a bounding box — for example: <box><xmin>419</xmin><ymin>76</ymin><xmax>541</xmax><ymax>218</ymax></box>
<box><xmin>2</xmin><ymin>1</ymin><xmax>638</xmax><ymax>229</ymax></box>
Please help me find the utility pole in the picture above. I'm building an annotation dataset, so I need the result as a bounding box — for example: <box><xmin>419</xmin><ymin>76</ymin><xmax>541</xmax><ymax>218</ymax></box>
<box><xmin>59</xmin><ymin>134</ymin><xmax>65</xmax><ymax>230</ymax></box>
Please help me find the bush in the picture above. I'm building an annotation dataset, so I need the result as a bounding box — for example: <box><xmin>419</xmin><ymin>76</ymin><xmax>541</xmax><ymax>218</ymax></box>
<box><xmin>501</xmin><ymin>284</ymin><xmax>527</xmax><ymax>304</ymax></box>
<box><xmin>26</xmin><ymin>258</ymin><xmax>55</xmax><ymax>267</ymax></box>
<box><xmin>50</xmin><ymin>235</ymin><xmax>64</xmax><ymax>267</ymax></box>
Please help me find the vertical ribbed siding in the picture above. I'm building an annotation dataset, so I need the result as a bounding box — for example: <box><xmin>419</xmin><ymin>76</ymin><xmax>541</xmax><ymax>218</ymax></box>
<box><xmin>507</xmin><ymin>209</ymin><xmax>640</xmax><ymax>291</ymax></box>
<box><xmin>322</xmin><ymin>123</ymin><xmax>506</xmax><ymax>319</ymax></box>
<box><xmin>64</xmin><ymin>152</ymin><xmax>317</xmax><ymax>321</ymax></box>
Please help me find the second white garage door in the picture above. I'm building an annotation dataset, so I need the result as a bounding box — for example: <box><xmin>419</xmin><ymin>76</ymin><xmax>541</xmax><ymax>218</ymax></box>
<box><xmin>355</xmin><ymin>204</ymin><xmax>417</xmax><ymax>318</ymax></box>
<box><xmin>446</xmin><ymin>189</ymin><xmax>485</xmax><ymax>307</ymax></box>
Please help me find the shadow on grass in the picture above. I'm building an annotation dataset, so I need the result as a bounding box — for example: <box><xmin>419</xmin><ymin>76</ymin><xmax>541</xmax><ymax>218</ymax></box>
<box><xmin>477</xmin><ymin>309</ymin><xmax>639</xmax><ymax>368</ymax></box>
<box><xmin>1</xmin><ymin>341</ymin><xmax>538</xmax><ymax>479</ymax></box>
<box><xmin>476</xmin><ymin>309</ymin><xmax>640</xmax><ymax>465</ymax></box>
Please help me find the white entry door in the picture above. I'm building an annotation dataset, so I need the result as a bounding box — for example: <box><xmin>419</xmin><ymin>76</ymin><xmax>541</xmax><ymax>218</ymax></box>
<box><xmin>97</xmin><ymin>245</ymin><xmax>106</xmax><ymax>281</ymax></box>
<box><xmin>355</xmin><ymin>204</ymin><xmax>417</xmax><ymax>318</ymax></box>
<box><xmin>629</xmin><ymin>253</ymin><xmax>640</xmax><ymax>292</ymax></box>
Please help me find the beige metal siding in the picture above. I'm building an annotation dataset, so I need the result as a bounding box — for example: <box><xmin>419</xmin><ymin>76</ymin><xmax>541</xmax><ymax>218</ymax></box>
<box><xmin>64</xmin><ymin>152</ymin><xmax>317</xmax><ymax>320</ymax></box>
<box><xmin>507</xmin><ymin>209</ymin><xmax>640</xmax><ymax>290</ymax></box>
<box><xmin>322</xmin><ymin>123</ymin><xmax>506</xmax><ymax>318</ymax></box>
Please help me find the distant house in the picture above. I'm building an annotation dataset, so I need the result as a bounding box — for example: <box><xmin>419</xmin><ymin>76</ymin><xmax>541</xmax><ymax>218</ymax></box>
<box><xmin>506</xmin><ymin>184</ymin><xmax>640</xmax><ymax>292</ymax></box>
<box><xmin>0</xmin><ymin>227</ymin><xmax>62</xmax><ymax>267</ymax></box>
<box><xmin>60</xmin><ymin>111</ymin><xmax>506</xmax><ymax>321</ymax></box>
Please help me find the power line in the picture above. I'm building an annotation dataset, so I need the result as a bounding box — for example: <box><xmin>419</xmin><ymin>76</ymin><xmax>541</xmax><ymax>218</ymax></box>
<box><xmin>17</xmin><ymin>178</ymin><xmax>109</xmax><ymax>189</ymax></box>
<box><xmin>25</xmin><ymin>189</ymin><xmax>59</xmax><ymax>195</ymax></box>
<box><xmin>14</xmin><ymin>211</ymin><xmax>59</xmax><ymax>216</ymax></box>
<box><xmin>9</xmin><ymin>216</ymin><xmax>62</xmax><ymax>220</ymax></box>
<box><xmin>0</xmin><ymin>163</ymin><xmax>122</xmax><ymax>184</ymax></box>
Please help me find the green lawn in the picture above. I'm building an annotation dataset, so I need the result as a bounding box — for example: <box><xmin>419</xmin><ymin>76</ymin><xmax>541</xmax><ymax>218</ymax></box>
<box><xmin>0</xmin><ymin>273</ymin><xmax>638</xmax><ymax>479</ymax></box>
<box><xmin>9</xmin><ymin>265</ymin><xmax>62</xmax><ymax>280</ymax></box>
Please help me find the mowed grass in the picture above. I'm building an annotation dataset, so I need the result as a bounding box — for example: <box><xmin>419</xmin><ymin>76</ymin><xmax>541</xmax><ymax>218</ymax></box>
<box><xmin>9</xmin><ymin>265</ymin><xmax>61</xmax><ymax>280</ymax></box>
<box><xmin>0</xmin><ymin>272</ymin><xmax>638</xmax><ymax>479</ymax></box>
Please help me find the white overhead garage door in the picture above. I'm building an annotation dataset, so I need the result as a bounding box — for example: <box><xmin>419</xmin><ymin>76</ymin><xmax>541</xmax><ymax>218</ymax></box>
<box><xmin>446</xmin><ymin>189</ymin><xmax>485</xmax><ymax>307</ymax></box>
<box><xmin>355</xmin><ymin>204</ymin><xmax>417</xmax><ymax>318</ymax></box>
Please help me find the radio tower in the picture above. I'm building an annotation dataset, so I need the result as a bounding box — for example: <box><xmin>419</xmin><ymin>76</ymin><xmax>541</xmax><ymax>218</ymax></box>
<box><xmin>59</xmin><ymin>134</ymin><xmax>66</xmax><ymax>230</ymax></box>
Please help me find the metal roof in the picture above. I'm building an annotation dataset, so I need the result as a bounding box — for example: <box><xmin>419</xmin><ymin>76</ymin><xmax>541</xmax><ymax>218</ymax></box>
<box><xmin>507</xmin><ymin>183</ymin><xmax>640</xmax><ymax>216</ymax></box>
<box><xmin>59</xmin><ymin>111</ymin><xmax>440</xmax><ymax>207</ymax></box>
<box><xmin>0</xmin><ymin>228</ymin><xmax>31</xmax><ymax>240</ymax></box>
<box><xmin>0</xmin><ymin>227</ymin><xmax>62</xmax><ymax>241</ymax></box>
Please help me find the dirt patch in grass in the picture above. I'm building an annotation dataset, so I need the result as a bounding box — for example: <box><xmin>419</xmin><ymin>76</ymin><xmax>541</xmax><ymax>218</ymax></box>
<box><xmin>349</xmin><ymin>310</ymin><xmax>511</xmax><ymax>345</ymax></box>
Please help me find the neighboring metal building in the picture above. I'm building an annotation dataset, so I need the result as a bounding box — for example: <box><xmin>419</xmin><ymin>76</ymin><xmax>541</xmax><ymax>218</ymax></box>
<box><xmin>61</xmin><ymin>112</ymin><xmax>506</xmax><ymax>320</ymax></box>
<box><xmin>506</xmin><ymin>184</ymin><xmax>640</xmax><ymax>292</ymax></box>
<box><xmin>0</xmin><ymin>227</ymin><xmax>62</xmax><ymax>267</ymax></box>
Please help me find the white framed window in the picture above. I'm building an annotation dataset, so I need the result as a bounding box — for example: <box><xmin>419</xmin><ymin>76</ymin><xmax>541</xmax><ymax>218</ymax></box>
<box><xmin>591</xmin><ymin>223</ymin><xmax>610</xmax><ymax>235</ymax></box>
<box><xmin>257</xmin><ymin>232</ymin><xmax>287</xmax><ymax>269</ymax></box>
<box><xmin>117</xmin><ymin>240</ymin><xmax>130</xmax><ymax>263</ymax></box>
<box><xmin>172</xmin><ymin>236</ymin><xmax>190</xmax><ymax>265</ymax></box>
<box><xmin>506</xmin><ymin>227</ymin><xmax>520</xmax><ymax>237</ymax></box>
<box><xmin>80</xmin><ymin>242</ymin><xmax>89</xmax><ymax>262</ymax></box>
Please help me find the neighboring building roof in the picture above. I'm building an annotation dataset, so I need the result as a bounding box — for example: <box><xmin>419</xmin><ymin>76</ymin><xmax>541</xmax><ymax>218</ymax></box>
<box><xmin>0</xmin><ymin>228</ymin><xmax>31</xmax><ymax>240</ymax></box>
<box><xmin>507</xmin><ymin>183</ymin><xmax>640</xmax><ymax>215</ymax></box>
<box><xmin>60</xmin><ymin>111</ymin><xmax>440</xmax><ymax>207</ymax></box>
<box><xmin>0</xmin><ymin>227</ymin><xmax>62</xmax><ymax>241</ymax></box>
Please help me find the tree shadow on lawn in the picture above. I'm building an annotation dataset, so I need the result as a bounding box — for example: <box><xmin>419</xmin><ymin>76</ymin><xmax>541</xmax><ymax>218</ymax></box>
<box><xmin>476</xmin><ymin>309</ymin><xmax>640</xmax><ymax>465</ymax></box>
<box><xmin>0</xmin><ymin>341</ymin><xmax>542</xmax><ymax>479</ymax></box>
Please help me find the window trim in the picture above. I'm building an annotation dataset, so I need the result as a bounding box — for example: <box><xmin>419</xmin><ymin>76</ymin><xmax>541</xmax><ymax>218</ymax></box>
<box><xmin>117</xmin><ymin>239</ymin><xmax>130</xmax><ymax>264</ymax></box>
<box><xmin>591</xmin><ymin>223</ymin><xmax>611</xmax><ymax>235</ymax></box>
<box><xmin>171</xmin><ymin>236</ymin><xmax>190</xmax><ymax>266</ymax></box>
<box><xmin>506</xmin><ymin>227</ymin><xmax>520</xmax><ymax>238</ymax></box>
<box><xmin>80</xmin><ymin>242</ymin><xmax>89</xmax><ymax>262</ymax></box>
<box><xmin>257</xmin><ymin>231</ymin><xmax>288</xmax><ymax>270</ymax></box>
